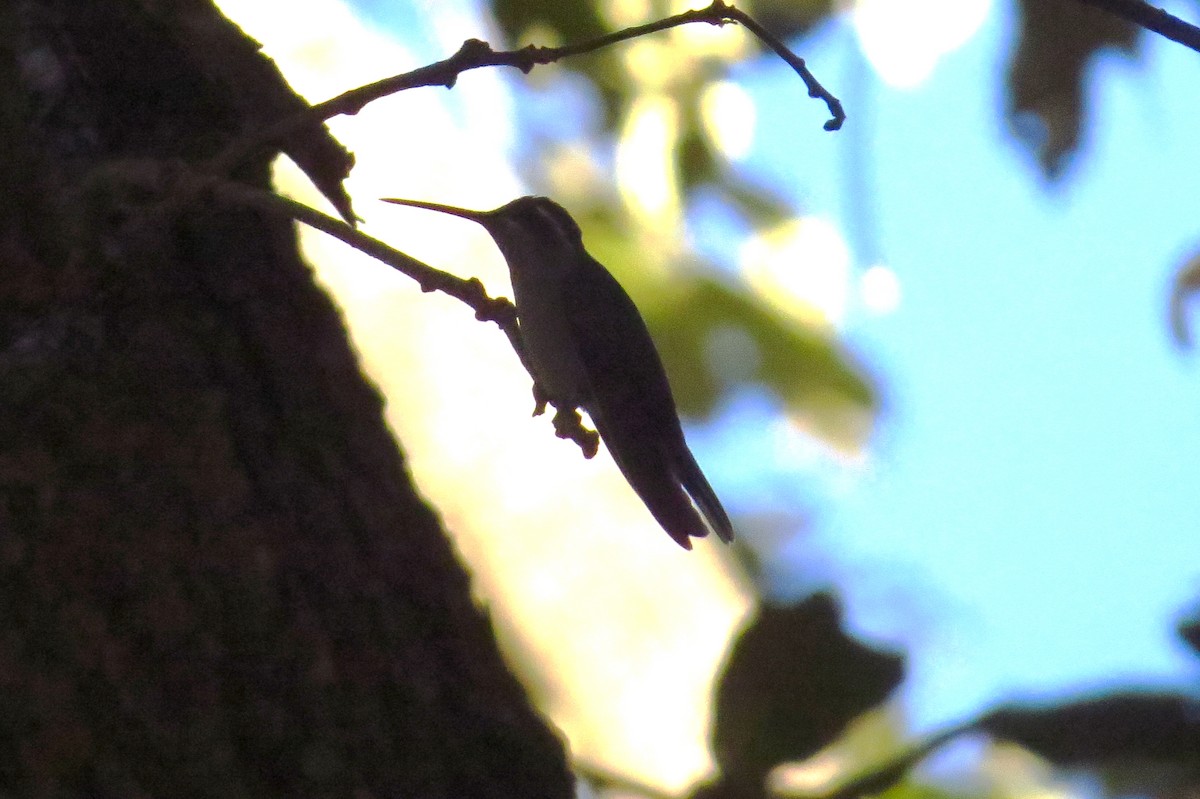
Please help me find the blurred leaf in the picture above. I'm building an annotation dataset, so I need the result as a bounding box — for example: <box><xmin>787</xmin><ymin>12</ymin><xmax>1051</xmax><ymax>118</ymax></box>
<box><xmin>815</xmin><ymin>725</ymin><xmax>972</xmax><ymax>799</ymax></box>
<box><xmin>1007</xmin><ymin>0</ymin><xmax>1140</xmax><ymax>178</ymax></box>
<box><xmin>490</xmin><ymin>0</ymin><xmax>608</xmax><ymax>45</ymax></box>
<box><xmin>678</xmin><ymin>87</ymin><xmax>796</xmax><ymax>227</ymax></box>
<box><xmin>719</xmin><ymin>181</ymin><xmax>797</xmax><ymax>230</ymax></box>
<box><xmin>488</xmin><ymin>0</ymin><xmax>623</xmax><ymax>123</ymax></box>
<box><xmin>680</xmin><ymin>98</ymin><xmax>722</xmax><ymax>195</ymax></box>
<box><xmin>751</xmin><ymin>0</ymin><xmax>838</xmax><ymax>42</ymax></box>
<box><xmin>708</xmin><ymin>594</ymin><xmax>905</xmax><ymax>790</ymax></box>
<box><xmin>870</xmin><ymin>781</ymin><xmax>968</xmax><ymax>799</ymax></box>
<box><xmin>578</xmin><ymin>211</ymin><xmax>876</xmax><ymax>451</ymax></box>
<box><xmin>1178</xmin><ymin>603</ymin><xmax>1200</xmax><ymax>659</ymax></box>
<box><xmin>652</xmin><ymin>277</ymin><xmax>876</xmax><ymax>450</ymax></box>
<box><xmin>981</xmin><ymin>692</ymin><xmax>1200</xmax><ymax>768</ymax></box>
<box><xmin>689</xmin><ymin>777</ymin><xmax>770</xmax><ymax>799</ymax></box>
<box><xmin>1168</xmin><ymin>248</ymin><xmax>1200</xmax><ymax>349</ymax></box>
<box><xmin>489</xmin><ymin>0</ymin><xmax>877</xmax><ymax>450</ymax></box>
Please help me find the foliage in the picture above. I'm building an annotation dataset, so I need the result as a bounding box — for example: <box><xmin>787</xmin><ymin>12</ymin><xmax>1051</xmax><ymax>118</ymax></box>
<box><xmin>491</xmin><ymin>0</ymin><xmax>877</xmax><ymax>451</ymax></box>
<box><xmin>483</xmin><ymin>2</ymin><xmax>1200</xmax><ymax>798</ymax></box>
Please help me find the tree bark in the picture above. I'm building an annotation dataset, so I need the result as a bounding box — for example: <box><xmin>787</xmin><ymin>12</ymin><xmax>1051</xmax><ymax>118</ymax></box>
<box><xmin>0</xmin><ymin>2</ymin><xmax>573</xmax><ymax>796</ymax></box>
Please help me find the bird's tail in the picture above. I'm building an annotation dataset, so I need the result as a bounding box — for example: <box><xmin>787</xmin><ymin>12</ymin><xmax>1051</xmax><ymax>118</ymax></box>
<box><xmin>673</xmin><ymin>447</ymin><xmax>734</xmax><ymax>544</ymax></box>
<box><xmin>599</xmin><ymin>418</ymin><xmax>734</xmax><ymax>548</ymax></box>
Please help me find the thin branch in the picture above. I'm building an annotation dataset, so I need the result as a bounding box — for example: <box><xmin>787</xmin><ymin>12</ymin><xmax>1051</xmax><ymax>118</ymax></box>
<box><xmin>573</xmin><ymin>763</ymin><xmax>677</xmax><ymax>799</ymax></box>
<box><xmin>1168</xmin><ymin>249</ymin><xmax>1200</xmax><ymax>349</ymax></box>
<box><xmin>720</xmin><ymin>4</ymin><xmax>844</xmax><ymax>131</ymax></box>
<box><xmin>1072</xmin><ymin>0</ymin><xmax>1200</xmax><ymax>53</ymax></box>
<box><xmin>575</xmin><ymin>719</ymin><xmax>974</xmax><ymax>799</ymax></box>
<box><xmin>209</xmin><ymin>1</ymin><xmax>840</xmax><ymax>175</ymax></box>
<box><xmin>211</xmin><ymin>180</ymin><xmax>601</xmax><ymax>458</ymax></box>
<box><xmin>199</xmin><ymin>2</ymin><xmax>835</xmax><ymax>462</ymax></box>
<box><xmin>816</xmin><ymin>722</ymin><xmax>977</xmax><ymax>799</ymax></box>
<box><xmin>219</xmin><ymin>183</ymin><xmax>508</xmax><ymax>314</ymax></box>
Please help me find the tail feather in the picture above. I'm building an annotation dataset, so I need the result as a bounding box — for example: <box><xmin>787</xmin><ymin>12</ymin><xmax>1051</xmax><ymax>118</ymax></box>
<box><xmin>674</xmin><ymin>448</ymin><xmax>734</xmax><ymax>544</ymax></box>
<box><xmin>631</xmin><ymin>472</ymin><xmax>708</xmax><ymax>550</ymax></box>
<box><xmin>598</xmin><ymin>415</ymin><xmax>732</xmax><ymax>548</ymax></box>
<box><xmin>605</xmin><ymin>435</ymin><xmax>709</xmax><ymax>549</ymax></box>
<box><xmin>590</xmin><ymin>420</ymin><xmax>700</xmax><ymax>548</ymax></box>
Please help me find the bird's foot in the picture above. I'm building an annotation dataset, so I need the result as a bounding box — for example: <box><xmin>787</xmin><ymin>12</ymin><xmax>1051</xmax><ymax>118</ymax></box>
<box><xmin>551</xmin><ymin>406</ymin><xmax>599</xmax><ymax>459</ymax></box>
<box><xmin>531</xmin><ymin>383</ymin><xmax>549</xmax><ymax>417</ymax></box>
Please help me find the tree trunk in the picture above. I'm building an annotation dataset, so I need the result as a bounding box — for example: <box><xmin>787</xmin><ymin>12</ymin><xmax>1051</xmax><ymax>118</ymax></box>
<box><xmin>0</xmin><ymin>2</ymin><xmax>573</xmax><ymax>796</ymax></box>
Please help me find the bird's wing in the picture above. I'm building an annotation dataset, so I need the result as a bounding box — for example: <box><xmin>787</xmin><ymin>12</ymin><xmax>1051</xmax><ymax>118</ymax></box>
<box><xmin>563</xmin><ymin>256</ymin><xmax>732</xmax><ymax>546</ymax></box>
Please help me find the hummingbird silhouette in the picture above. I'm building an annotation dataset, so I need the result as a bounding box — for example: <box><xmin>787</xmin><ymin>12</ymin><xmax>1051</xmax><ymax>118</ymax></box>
<box><xmin>381</xmin><ymin>195</ymin><xmax>733</xmax><ymax>550</ymax></box>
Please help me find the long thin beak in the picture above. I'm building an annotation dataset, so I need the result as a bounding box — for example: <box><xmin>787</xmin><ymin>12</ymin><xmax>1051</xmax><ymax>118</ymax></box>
<box><xmin>380</xmin><ymin>197</ymin><xmax>490</xmax><ymax>225</ymax></box>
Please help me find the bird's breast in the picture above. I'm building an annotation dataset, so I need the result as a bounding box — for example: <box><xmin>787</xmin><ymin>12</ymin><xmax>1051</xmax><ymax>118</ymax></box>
<box><xmin>510</xmin><ymin>266</ymin><xmax>590</xmax><ymax>407</ymax></box>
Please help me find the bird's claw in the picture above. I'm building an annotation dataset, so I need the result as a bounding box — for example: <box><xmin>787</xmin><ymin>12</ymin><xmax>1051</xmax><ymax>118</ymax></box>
<box><xmin>531</xmin><ymin>383</ymin><xmax>549</xmax><ymax>417</ymax></box>
<box><xmin>552</xmin><ymin>406</ymin><xmax>599</xmax><ymax>459</ymax></box>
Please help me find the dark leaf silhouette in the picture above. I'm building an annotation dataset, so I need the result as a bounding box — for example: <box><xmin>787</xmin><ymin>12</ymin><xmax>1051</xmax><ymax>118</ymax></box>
<box><xmin>982</xmin><ymin>692</ymin><xmax>1200</xmax><ymax>767</ymax></box>
<box><xmin>1169</xmin><ymin>249</ymin><xmax>1200</xmax><ymax>349</ymax></box>
<box><xmin>1007</xmin><ymin>0</ymin><xmax>1140</xmax><ymax>178</ymax></box>
<box><xmin>752</xmin><ymin>0</ymin><xmax>837</xmax><ymax>42</ymax></box>
<box><xmin>707</xmin><ymin>593</ymin><xmax>904</xmax><ymax>792</ymax></box>
<box><xmin>490</xmin><ymin>0</ymin><xmax>608</xmax><ymax>45</ymax></box>
<box><xmin>1178</xmin><ymin>605</ymin><xmax>1200</xmax><ymax>659</ymax></box>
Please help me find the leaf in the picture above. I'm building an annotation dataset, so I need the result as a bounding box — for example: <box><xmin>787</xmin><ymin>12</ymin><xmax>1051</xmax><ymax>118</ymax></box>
<box><xmin>488</xmin><ymin>0</ymin><xmax>625</xmax><ymax>125</ymax></box>
<box><xmin>1168</xmin><ymin>248</ymin><xmax>1200</xmax><ymax>349</ymax></box>
<box><xmin>679</xmin><ymin>100</ymin><xmax>722</xmax><ymax>195</ymax></box>
<box><xmin>709</xmin><ymin>594</ymin><xmax>905</xmax><ymax>788</ymax></box>
<box><xmin>1006</xmin><ymin>0</ymin><xmax>1140</xmax><ymax>179</ymax></box>
<box><xmin>719</xmin><ymin>181</ymin><xmax>798</xmax><ymax>230</ymax></box>
<box><xmin>1178</xmin><ymin>603</ymin><xmax>1200</xmax><ymax>659</ymax></box>
<box><xmin>578</xmin><ymin>213</ymin><xmax>877</xmax><ymax>452</ymax></box>
<box><xmin>981</xmin><ymin>692</ymin><xmax>1200</xmax><ymax>768</ymax></box>
<box><xmin>747</xmin><ymin>0</ymin><xmax>838</xmax><ymax>42</ymax></box>
<box><xmin>650</xmin><ymin>277</ymin><xmax>877</xmax><ymax>451</ymax></box>
<box><xmin>489</xmin><ymin>0</ymin><xmax>608</xmax><ymax>46</ymax></box>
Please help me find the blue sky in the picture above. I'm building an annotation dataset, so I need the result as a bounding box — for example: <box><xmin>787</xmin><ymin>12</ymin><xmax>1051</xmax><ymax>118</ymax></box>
<box><xmin>350</xmin><ymin>0</ymin><xmax>1200</xmax><ymax>738</ymax></box>
<box><xmin>732</xmin><ymin>3</ymin><xmax>1200</xmax><ymax>729</ymax></box>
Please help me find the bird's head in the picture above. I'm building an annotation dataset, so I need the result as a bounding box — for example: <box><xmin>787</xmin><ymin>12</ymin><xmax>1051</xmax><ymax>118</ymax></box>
<box><xmin>381</xmin><ymin>195</ymin><xmax>583</xmax><ymax>249</ymax></box>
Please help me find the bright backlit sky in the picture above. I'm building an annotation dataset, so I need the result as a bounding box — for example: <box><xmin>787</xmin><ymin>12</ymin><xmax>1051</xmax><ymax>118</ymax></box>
<box><xmin>244</xmin><ymin>0</ymin><xmax>1199</xmax><ymax>762</ymax></box>
<box><xmin>728</xmin><ymin>1</ymin><xmax>1200</xmax><ymax>730</ymax></box>
<box><xmin>350</xmin><ymin>0</ymin><xmax>1200</xmax><ymax>734</ymax></box>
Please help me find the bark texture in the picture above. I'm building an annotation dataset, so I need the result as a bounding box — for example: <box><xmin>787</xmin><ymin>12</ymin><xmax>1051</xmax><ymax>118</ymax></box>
<box><xmin>0</xmin><ymin>2</ymin><xmax>573</xmax><ymax>796</ymax></box>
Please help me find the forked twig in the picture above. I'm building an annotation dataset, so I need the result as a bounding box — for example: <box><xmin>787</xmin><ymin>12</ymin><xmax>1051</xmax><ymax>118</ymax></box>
<box><xmin>1072</xmin><ymin>0</ymin><xmax>1200</xmax><ymax>53</ymax></box>
<box><xmin>211</xmin><ymin>180</ymin><xmax>601</xmax><ymax>457</ymax></box>
<box><xmin>209</xmin><ymin>1</ymin><xmax>841</xmax><ymax>178</ymax></box>
<box><xmin>195</xmin><ymin>2</ymin><xmax>835</xmax><ymax>459</ymax></box>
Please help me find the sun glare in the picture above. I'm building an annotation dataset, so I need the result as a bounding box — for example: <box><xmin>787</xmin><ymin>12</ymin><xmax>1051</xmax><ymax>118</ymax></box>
<box><xmin>853</xmin><ymin>0</ymin><xmax>992</xmax><ymax>88</ymax></box>
<box><xmin>701</xmin><ymin>80</ymin><xmax>757</xmax><ymax>161</ymax></box>
<box><xmin>860</xmin><ymin>263</ymin><xmax>902</xmax><ymax>315</ymax></box>
<box><xmin>213</xmin><ymin>1</ymin><xmax>751</xmax><ymax>793</ymax></box>
<box><xmin>740</xmin><ymin>216</ymin><xmax>852</xmax><ymax>327</ymax></box>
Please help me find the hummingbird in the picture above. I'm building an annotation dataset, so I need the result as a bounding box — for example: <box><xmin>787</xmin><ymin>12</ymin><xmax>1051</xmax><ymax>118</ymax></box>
<box><xmin>381</xmin><ymin>195</ymin><xmax>733</xmax><ymax>550</ymax></box>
